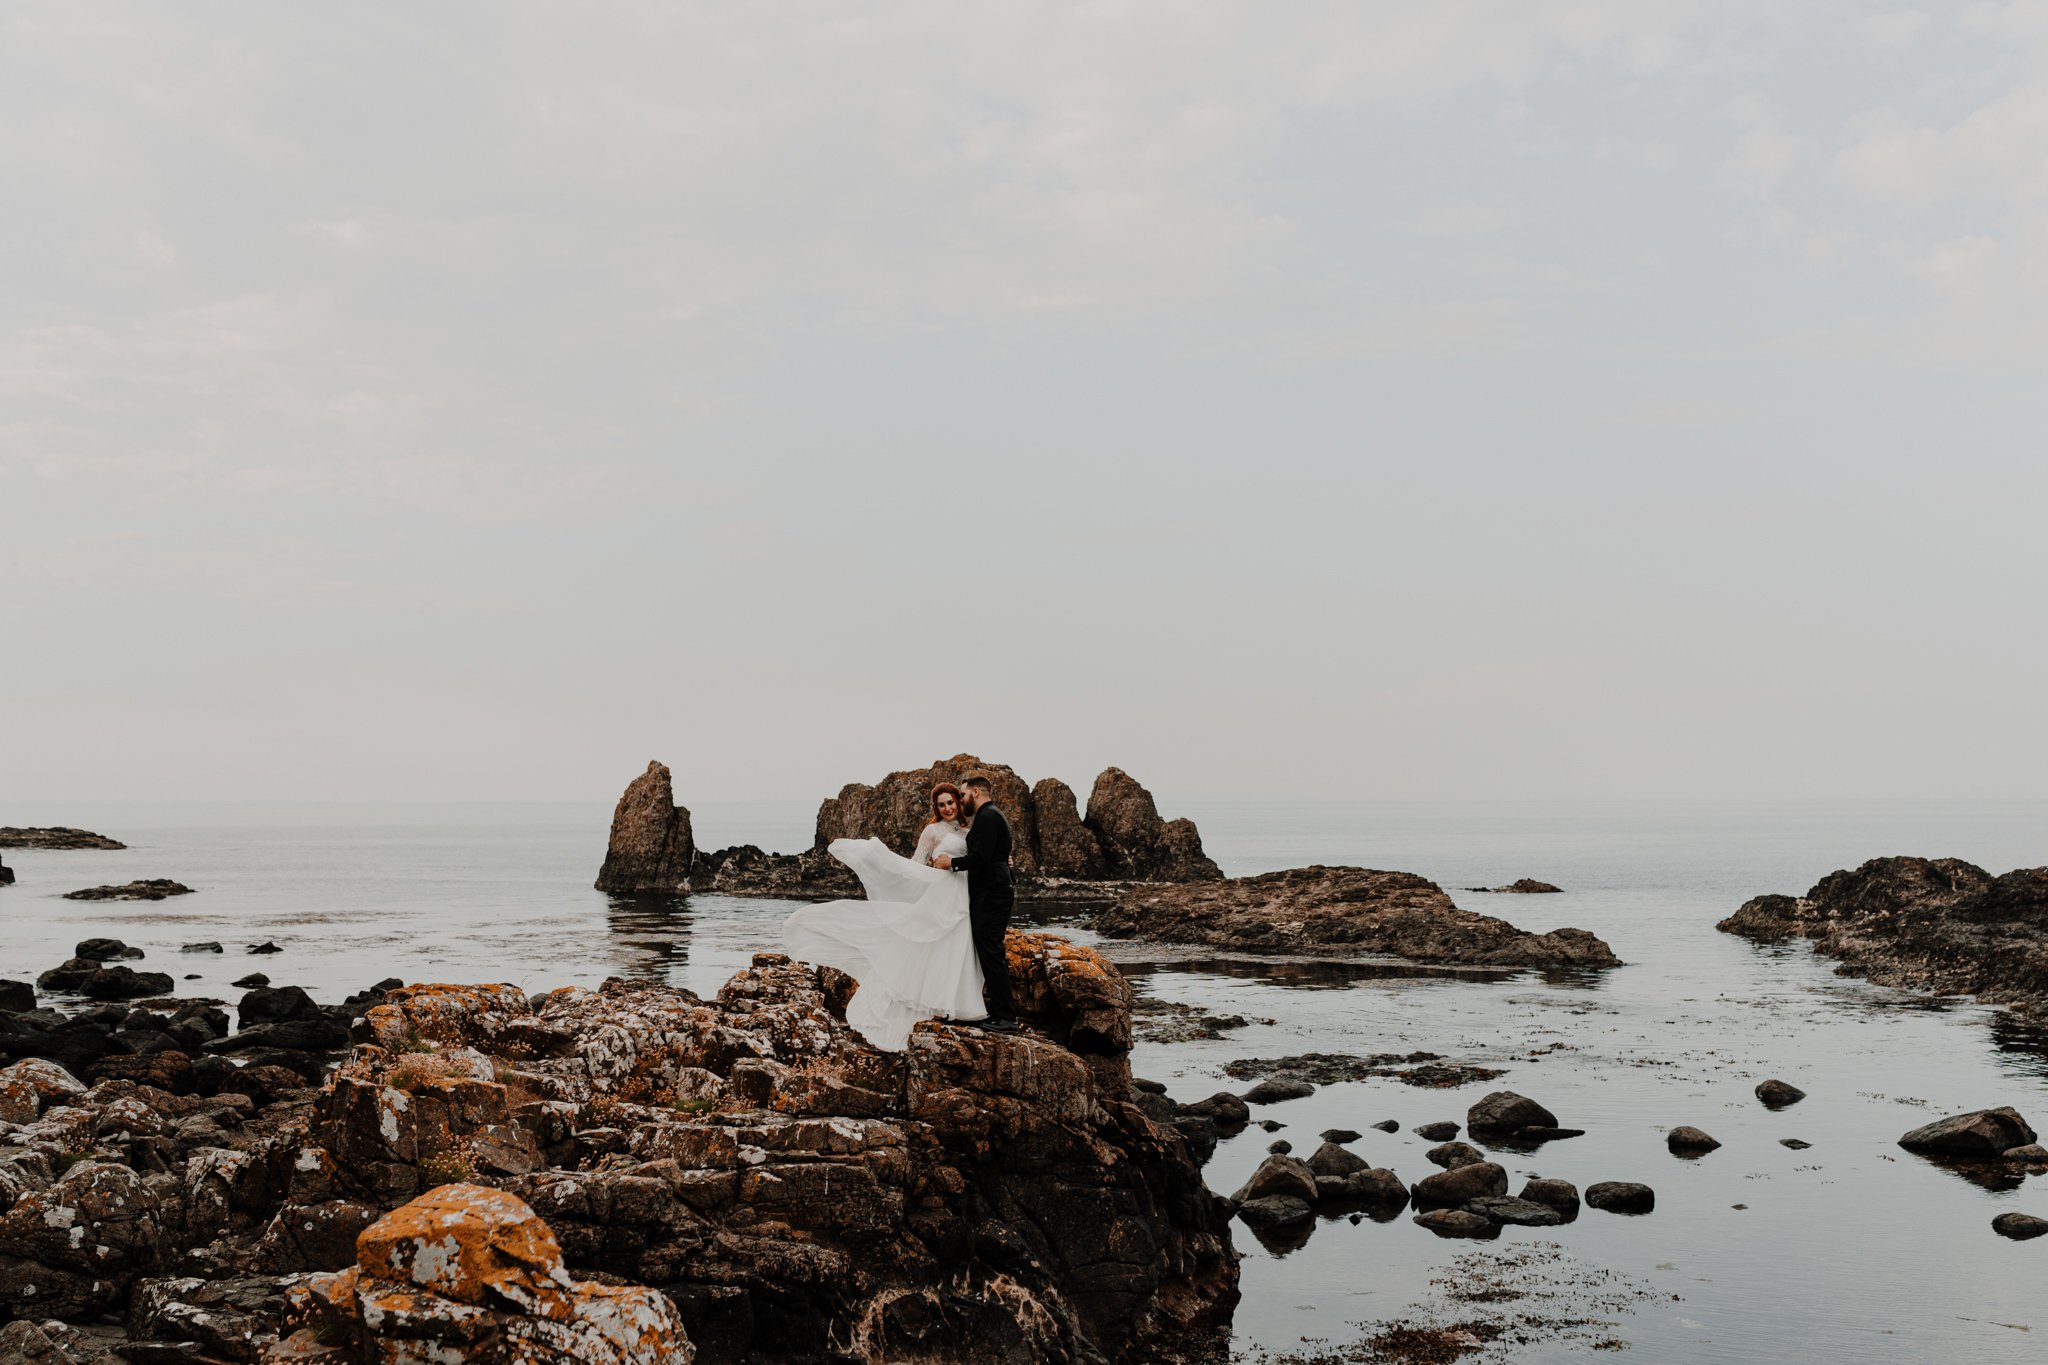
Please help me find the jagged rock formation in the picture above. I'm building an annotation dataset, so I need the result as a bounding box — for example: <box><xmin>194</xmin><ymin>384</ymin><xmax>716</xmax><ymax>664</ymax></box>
<box><xmin>596</xmin><ymin>755</ymin><xmax>1220</xmax><ymax>899</ymax></box>
<box><xmin>1719</xmin><ymin>856</ymin><xmax>2048</xmax><ymax>1013</ymax></box>
<box><xmin>0</xmin><ymin>827</ymin><xmax>126</xmax><ymax>850</ymax></box>
<box><xmin>1093</xmin><ymin>866</ymin><xmax>1620</xmax><ymax>966</ymax></box>
<box><xmin>595</xmin><ymin>761</ymin><xmax>699</xmax><ymax>893</ymax></box>
<box><xmin>0</xmin><ymin>936</ymin><xmax>1236</xmax><ymax>1364</ymax></box>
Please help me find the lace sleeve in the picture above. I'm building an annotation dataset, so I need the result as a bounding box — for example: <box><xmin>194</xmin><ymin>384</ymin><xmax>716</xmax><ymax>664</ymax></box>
<box><xmin>912</xmin><ymin>823</ymin><xmax>941</xmax><ymax>866</ymax></box>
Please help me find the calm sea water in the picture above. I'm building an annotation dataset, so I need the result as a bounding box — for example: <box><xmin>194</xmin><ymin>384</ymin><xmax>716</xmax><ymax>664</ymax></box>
<box><xmin>4</xmin><ymin>798</ymin><xmax>2047</xmax><ymax>1362</ymax></box>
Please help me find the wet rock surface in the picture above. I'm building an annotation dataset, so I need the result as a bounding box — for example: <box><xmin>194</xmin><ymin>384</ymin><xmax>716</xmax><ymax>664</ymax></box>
<box><xmin>1755</xmin><ymin>1078</ymin><xmax>1806</xmax><ymax>1108</ymax></box>
<box><xmin>1898</xmin><ymin>1107</ymin><xmax>2038</xmax><ymax>1157</ymax></box>
<box><xmin>1667</xmin><ymin>1125</ymin><xmax>1721</xmax><ymax>1153</ymax></box>
<box><xmin>0</xmin><ymin>933</ymin><xmax>1235</xmax><ymax>1363</ymax></box>
<box><xmin>1093</xmin><ymin>866</ymin><xmax>1620</xmax><ymax>965</ymax></box>
<box><xmin>1721</xmin><ymin>856</ymin><xmax>2048</xmax><ymax>1013</ymax></box>
<box><xmin>0</xmin><ymin>827</ymin><xmax>126</xmax><ymax>850</ymax></box>
<box><xmin>62</xmin><ymin>880</ymin><xmax>195</xmax><ymax>902</ymax></box>
<box><xmin>1585</xmin><ymin>1182</ymin><xmax>1656</xmax><ymax>1214</ymax></box>
<box><xmin>1991</xmin><ymin>1211</ymin><xmax>2048</xmax><ymax>1240</ymax></box>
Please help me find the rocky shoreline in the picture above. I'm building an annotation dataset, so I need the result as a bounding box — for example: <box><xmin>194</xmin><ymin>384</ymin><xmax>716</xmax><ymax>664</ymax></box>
<box><xmin>0</xmin><ymin>933</ymin><xmax>1237</xmax><ymax>1363</ymax></box>
<box><xmin>1720</xmin><ymin>855</ymin><xmax>2048</xmax><ymax>1015</ymax></box>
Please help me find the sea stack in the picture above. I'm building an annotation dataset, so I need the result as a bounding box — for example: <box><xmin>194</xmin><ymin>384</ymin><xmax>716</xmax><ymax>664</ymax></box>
<box><xmin>593</xmin><ymin>760</ymin><xmax>697</xmax><ymax>893</ymax></box>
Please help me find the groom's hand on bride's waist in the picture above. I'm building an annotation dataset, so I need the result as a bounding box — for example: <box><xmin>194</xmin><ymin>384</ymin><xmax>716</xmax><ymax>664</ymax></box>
<box><xmin>932</xmin><ymin>854</ymin><xmax>952</xmax><ymax>869</ymax></box>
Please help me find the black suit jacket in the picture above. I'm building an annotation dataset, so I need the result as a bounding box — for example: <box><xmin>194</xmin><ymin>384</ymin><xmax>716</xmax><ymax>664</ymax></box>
<box><xmin>949</xmin><ymin>801</ymin><xmax>1015</xmax><ymax>908</ymax></box>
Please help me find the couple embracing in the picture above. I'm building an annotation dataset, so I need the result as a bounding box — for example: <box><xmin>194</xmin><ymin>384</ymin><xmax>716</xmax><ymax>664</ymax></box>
<box><xmin>781</xmin><ymin>773</ymin><xmax>1019</xmax><ymax>1050</ymax></box>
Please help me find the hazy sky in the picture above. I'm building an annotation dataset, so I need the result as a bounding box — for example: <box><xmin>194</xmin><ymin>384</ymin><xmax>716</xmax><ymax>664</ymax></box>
<box><xmin>5</xmin><ymin>3</ymin><xmax>2046</xmax><ymax>807</ymax></box>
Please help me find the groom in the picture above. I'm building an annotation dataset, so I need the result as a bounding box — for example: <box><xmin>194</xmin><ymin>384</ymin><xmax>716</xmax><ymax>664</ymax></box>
<box><xmin>932</xmin><ymin>773</ymin><xmax>1019</xmax><ymax>1033</ymax></box>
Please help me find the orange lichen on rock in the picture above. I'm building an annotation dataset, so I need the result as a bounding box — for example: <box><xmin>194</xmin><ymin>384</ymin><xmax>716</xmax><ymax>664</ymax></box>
<box><xmin>357</xmin><ymin>982</ymin><xmax>531</xmax><ymax>1051</ymax></box>
<box><xmin>277</xmin><ymin>1182</ymin><xmax>691</xmax><ymax>1363</ymax></box>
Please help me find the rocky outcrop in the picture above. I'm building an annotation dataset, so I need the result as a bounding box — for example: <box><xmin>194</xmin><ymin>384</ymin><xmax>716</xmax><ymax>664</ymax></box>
<box><xmin>1467</xmin><ymin>879</ymin><xmax>1562</xmax><ymax>894</ymax></box>
<box><xmin>1720</xmin><ymin>856</ymin><xmax>2048</xmax><ymax>1013</ymax></box>
<box><xmin>1082</xmin><ymin>768</ymin><xmax>1221</xmax><ymax>882</ymax></box>
<box><xmin>1092</xmin><ymin>866</ymin><xmax>1620</xmax><ymax>966</ymax></box>
<box><xmin>595</xmin><ymin>761</ymin><xmax>698</xmax><ymax>893</ymax></box>
<box><xmin>0</xmin><ymin>936</ymin><xmax>1236</xmax><ymax>1363</ymax></box>
<box><xmin>596</xmin><ymin>755</ymin><xmax>1218</xmax><ymax>900</ymax></box>
<box><xmin>63</xmin><ymin>879</ymin><xmax>194</xmax><ymax>902</ymax></box>
<box><xmin>0</xmin><ymin>827</ymin><xmax>125</xmax><ymax>850</ymax></box>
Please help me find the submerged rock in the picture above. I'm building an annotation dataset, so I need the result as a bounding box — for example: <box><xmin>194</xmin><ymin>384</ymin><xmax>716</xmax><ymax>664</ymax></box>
<box><xmin>1899</xmin><ymin>1107</ymin><xmax>2038</xmax><ymax>1157</ymax></box>
<box><xmin>1585</xmin><ymin>1181</ymin><xmax>1656</xmax><ymax>1214</ymax></box>
<box><xmin>1518</xmin><ymin>1177</ymin><xmax>1581</xmax><ymax>1214</ymax></box>
<box><xmin>1427</xmin><ymin>1141</ymin><xmax>1486</xmax><ymax>1169</ymax></box>
<box><xmin>62</xmin><ymin>879</ymin><xmax>194</xmax><ymax>902</ymax></box>
<box><xmin>1467</xmin><ymin>879</ymin><xmax>1564</xmax><ymax>894</ymax></box>
<box><xmin>1414</xmin><ymin>1209</ymin><xmax>1498</xmax><ymax>1238</ymax></box>
<box><xmin>1094</xmin><ymin>866</ymin><xmax>1619</xmax><ymax>964</ymax></box>
<box><xmin>1465</xmin><ymin>1195</ymin><xmax>1564</xmax><ymax>1226</ymax></box>
<box><xmin>1242</xmin><ymin>1078</ymin><xmax>1316</xmax><ymax>1104</ymax></box>
<box><xmin>1411</xmin><ymin>1162</ymin><xmax>1508</xmax><ymax>1208</ymax></box>
<box><xmin>1414</xmin><ymin>1121</ymin><xmax>1460</xmax><ymax>1141</ymax></box>
<box><xmin>1720</xmin><ymin>857</ymin><xmax>2048</xmax><ymax>1013</ymax></box>
<box><xmin>35</xmin><ymin>958</ymin><xmax>175</xmax><ymax>1000</ymax></box>
<box><xmin>0</xmin><ymin>827</ymin><xmax>126</xmax><ymax>850</ymax></box>
<box><xmin>1756</xmin><ymin>1078</ymin><xmax>1806</xmax><ymax>1108</ymax></box>
<box><xmin>1992</xmin><ymin>1212</ymin><xmax>2048</xmax><ymax>1240</ymax></box>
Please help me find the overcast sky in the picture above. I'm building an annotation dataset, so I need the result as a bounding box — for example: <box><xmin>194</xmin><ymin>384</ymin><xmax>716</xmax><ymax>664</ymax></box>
<box><xmin>5</xmin><ymin>2</ymin><xmax>2046</xmax><ymax>807</ymax></box>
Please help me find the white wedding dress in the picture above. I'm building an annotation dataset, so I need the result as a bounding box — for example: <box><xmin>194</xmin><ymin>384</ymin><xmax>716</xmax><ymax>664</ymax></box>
<box><xmin>780</xmin><ymin>821</ymin><xmax>987</xmax><ymax>1050</ymax></box>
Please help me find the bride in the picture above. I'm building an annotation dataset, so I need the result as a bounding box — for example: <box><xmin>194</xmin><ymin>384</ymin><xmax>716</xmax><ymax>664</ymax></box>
<box><xmin>780</xmin><ymin>781</ymin><xmax>987</xmax><ymax>1050</ymax></box>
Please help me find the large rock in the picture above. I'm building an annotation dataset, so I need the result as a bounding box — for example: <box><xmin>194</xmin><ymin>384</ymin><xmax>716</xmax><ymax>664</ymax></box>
<box><xmin>1083</xmin><ymin>767</ymin><xmax>1221</xmax><ymax>882</ymax></box>
<box><xmin>1721</xmin><ymin>857</ymin><xmax>2048</xmax><ymax>1012</ymax></box>
<box><xmin>1231</xmin><ymin>1154</ymin><xmax>1319</xmax><ymax>1205</ymax></box>
<box><xmin>0</xmin><ymin>827</ymin><xmax>125</xmax><ymax>849</ymax></box>
<box><xmin>1411</xmin><ymin>1161</ymin><xmax>1508</xmax><ymax>1208</ymax></box>
<box><xmin>281</xmin><ymin>1183</ymin><xmax>692</xmax><ymax>1363</ymax></box>
<box><xmin>0</xmin><ymin>1162</ymin><xmax>160</xmax><ymax>1319</ymax></box>
<box><xmin>36</xmin><ymin>958</ymin><xmax>175</xmax><ymax>1000</ymax></box>
<box><xmin>0</xmin><ymin>1056</ymin><xmax>87</xmax><ymax>1121</ymax></box>
<box><xmin>1094</xmin><ymin>866</ymin><xmax>1620</xmax><ymax>964</ymax></box>
<box><xmin>1899</xmin><ymin>1108</ymin><xmax>2038</xmax><ymax>1158</ymax></box>
<box><xmin>816</xmin><ymin>754</ymin><xmax>1042</xmax><ymax>875</ymax></box>
<box><xmin>1033</xmin><ymin>777</ymin><xmax>1108</xmax><ymax>879</ymax></box>
<box><xmin>594</xmin><ymin>761</ymin><xmax>698</xmax><ymax>894</ymax></box>
<box><xmin>1467</xmin><ymin>1090</ymin><xmax>1559</xmax><ymax>1136</ymax></box>
<box><xmin>1585</xmin><ymin>1181</ymin><xmax>1655</xmax><ymax>1214</ymax></box>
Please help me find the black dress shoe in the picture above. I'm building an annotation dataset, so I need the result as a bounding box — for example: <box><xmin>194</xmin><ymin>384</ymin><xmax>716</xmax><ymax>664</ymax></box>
<box><xmin>979</xmin><ymin>1017</ymin><xmax>1020</xmax><ymax>1033</ymax></box>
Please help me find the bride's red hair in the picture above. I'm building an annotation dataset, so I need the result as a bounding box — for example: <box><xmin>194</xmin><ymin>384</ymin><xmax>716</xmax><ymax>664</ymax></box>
<box><xmin>928</xmin><ymin>781</ymin><xmax>963</xmax><ymax>824</ymax></box>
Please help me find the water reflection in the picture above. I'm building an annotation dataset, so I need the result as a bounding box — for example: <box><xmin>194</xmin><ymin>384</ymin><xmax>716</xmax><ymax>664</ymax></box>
<box><xmin>603</xmin><ymin>894</ymin><xmax>693</xmax><ymax>981</ymax></box>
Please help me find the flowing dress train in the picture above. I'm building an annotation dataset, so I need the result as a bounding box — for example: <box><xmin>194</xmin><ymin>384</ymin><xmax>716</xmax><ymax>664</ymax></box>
<box><xmin>780</xmin><ymin>824</ymin><xmax>986</xmax><ymax>1050</ymax></box>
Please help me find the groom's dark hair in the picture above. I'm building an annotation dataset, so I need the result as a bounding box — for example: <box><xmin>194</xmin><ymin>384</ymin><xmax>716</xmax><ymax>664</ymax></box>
<box><xmin>960</xmin><ymin>773</ymin><xmax>993</xmax><ymax>793</ymax></box>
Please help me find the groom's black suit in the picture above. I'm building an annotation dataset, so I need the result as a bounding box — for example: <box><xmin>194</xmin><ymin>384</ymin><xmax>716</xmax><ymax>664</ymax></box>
<box><xmin>948</xmin><ymin>800</ymin><xmax>1017</xmax><ymax>1021</ymax></box>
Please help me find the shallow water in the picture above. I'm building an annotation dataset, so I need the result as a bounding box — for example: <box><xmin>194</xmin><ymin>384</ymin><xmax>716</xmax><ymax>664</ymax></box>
<box><xmin>3</xmin><ymin>797</ymin><xmax>2046</xmax><ymax>1362</ymax></box>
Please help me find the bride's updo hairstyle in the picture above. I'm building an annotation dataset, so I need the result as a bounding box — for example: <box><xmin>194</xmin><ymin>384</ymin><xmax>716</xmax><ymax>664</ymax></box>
<box><xmin>928</xmin><ymin>781</ymin><xmax>963</xmax><ymax>825</ymax></box>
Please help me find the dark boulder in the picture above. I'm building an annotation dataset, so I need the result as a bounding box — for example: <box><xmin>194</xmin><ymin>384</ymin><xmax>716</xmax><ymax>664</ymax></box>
<box><xmin>1179</xmin><ymin>1091</ymin><xmax>1251</xmax><ymax>1130</ymax></box>
<box><xmin>239</xmin><ymin>985</ymin><xmax>324</xmax><ymax>1026</ymax></box>
<box><xmin>1411</xmin><ymin>1162</ymin><xmax>1508</xmax><ymax>1208</ymax></box>
<box><xmin>1756</xmin><ymin>1078</ymin><xmax>1806</xmax><ymax>1108</ymax></box>
<box><xmin>1992</xmin><ymin>1212</ymin><xmax>2048</xmax><ymax>1240</ymax></box>
<box><xmin>1243</xmin><ymin>1078</ymin><xmax>1315</xmax><ymax>1104</ymax></box>
<box><xmin>1585</xmin><ymin>1182</ymin><xmax>1655</xmax><ymax>1214</ymax></box>
<box><xmin>74</xmin><ymin>937</ymin><xmax>145</xmax><ymax>961</ymax></box>
<box><xmin>1427</xmin><ymin>1141</ymin><xmax>1486</xmax><ymax>1169</ymax></box>
<box><xmin>36</xmin><ymin>958</ymin><xmax>174</xmax><ymax>1000</ymax></box>
<box><xmin>1467</xmin><ymin>1091</ymin><xmax>1558</xmax><ymax>1135</ymax></box>
<box><xmin>1231</xmin><ymin>1154</ymin><xmax>1320</xmax><ymax>1206</ymax></box>
<box><xmin>0</xmin><ymin>856</ymin><xmax>11</xmax><ymax>886</ymax></box>
<box><xmin>0</xmin><ymin>980</ymin><xmax>33</xmax><ymax>1012</ymax></box>
<box><xmin>1518</xmin><ymin>1178</ymin><xmax>1580</xmax><ymax>1213</ymax></box>
<box><xmin>1900</xmin><ymin>1108</ymin><xmax>2037</xmax><ymax>1157</ymax></box>
<box><xmin>181</xmin><ymin>941</ymin><xmax>224</xmax><ymax>953</ymax></box>
<box><xmin>1414</xmin><ymin>1209</ymin><xmax>1497</xmax><ymax>1238</ymax></box>
<box><xmin>233</xmin><ymin>972</ymin><xmax>271</xmax><ymax>988</ymax></box>
<box><xmin>2003</xmin><ymin>1143</ymin><xmax>2048</xmax><ymax>1162</ymax></box>
<box><xmin>0</xmin><ymin>827</ymin><xmax>125</xmax><ymax>849</ymax></box>
<box><xmin>1668</xmin><ymin>1126</ymin><xmax>1721</xmax><ymax>1153</ymax></box>
<box><xmin>1414</xmin><ymin>1122</ymin><xmax>1460</xmax><ymax>1141</ymax></box>
<box><xmin>248</xmin><ymin>941</ymin><xmax>283</xmax><ymax>954</ymax></box>
<box><xmin>1465</xmin><ymin>1195</ymin><xmax>1564</xmax><ymax>1226</ymax></box>
<box><xmin>1305</xmin><ymin>1142</ymin><xmax>1369</xmax><ymax>1179</ymax></box>
<box><xmin>1372</xmin><ymin>1119</ymin><xmax>1400</xmax><ymax>1133</ymax></box>
<box><xmin>1321</xmin><ymin>1128</ymin><xmax>1363</xmax><ymax>1144</ymax></box>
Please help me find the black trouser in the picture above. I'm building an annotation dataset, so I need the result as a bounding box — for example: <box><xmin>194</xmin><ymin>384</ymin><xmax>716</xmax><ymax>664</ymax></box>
<box><xmin>970</xmin><ymin>896</ymin><xmax>1015</xmax><ymax>1019</ymax></box>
